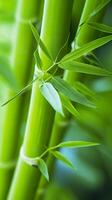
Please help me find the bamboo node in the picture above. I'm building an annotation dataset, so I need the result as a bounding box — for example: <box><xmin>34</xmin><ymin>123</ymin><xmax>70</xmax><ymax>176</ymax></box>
<box><xmin>20</xmin><ymin>146</ymin><xmax>39</xmax><ymax>167</ymax></box>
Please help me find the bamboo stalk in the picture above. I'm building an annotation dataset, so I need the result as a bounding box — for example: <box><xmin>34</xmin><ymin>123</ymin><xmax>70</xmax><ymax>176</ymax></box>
<box><xmin>71</xmin><ymin>0</ymin><xmax>86</xmax><ymax>40</ymax></box>
<box><xmin>7</xmin><ymin>1</ymin><xmax>74</xmax><ymax>199</ymax></box>
<box><xmin>75</xmin><ymin>0</ymin><xmax>105</xmax><ymax>47</ymax></box>
<box><xmin>0</xmin><ymin>0</ymin><xmax>43</xmax><ymax>199</ymax></box>
<box><xmin>35</xmin><ymin>1</ymin><xmax>107</xmax><ymax>199</ymax></box>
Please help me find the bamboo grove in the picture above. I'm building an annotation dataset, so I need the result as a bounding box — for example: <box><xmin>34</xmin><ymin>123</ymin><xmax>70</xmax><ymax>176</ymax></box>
<box><xmin>0</xmin><ymin>0</ymin><xmax>112</xmax><ymax>199</ymax></box>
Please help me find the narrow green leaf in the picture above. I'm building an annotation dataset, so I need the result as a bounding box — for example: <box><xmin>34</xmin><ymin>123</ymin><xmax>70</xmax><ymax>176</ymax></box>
<box><xmin>1</xmin><ymin>85</ymin><xmax>30</xmax><ymax>106</ymax></box>
<box><xmin>38</xmin><ymin>159</ymin><xmax>49</xmax><ymax>181</ymax></box>
<box><xmin>57</xmin><ymin>141</ymin><xmax>99</xmax><ymax>148</ymax></box>
<box><xmin>51</xmin><ymin>77</ymin><xmax>95</xmax><ymax>108</ymax></box>
<box><xmin>77</xmin><ymin>0</ymin><xmax>111</xmax><ymax>42</ymax></box>
<box><xmin>89</xmin><ymin>0</ymin><xmax>111</xmax><ymax>19</ymax></box>
<box><xmin>61</xmin><ymin>95</ymin><xmax>80</xmax><ymax>119</ymax></box>
<box><xmin>1</xmin><ymin>78</ymin><xmax>38</xmax><ymax>106</ymax></box>
<box><xmin>84</xmin><ymin>52</ymin><xmax>103</xmax><ymax>67</ymax></box>
<box><xmin>50</xmin><ymin>150</ymin><xmax>76</xmax><ymax>170</ymax></box>
<box><xmin>61</xmin><ymin>35</ymin><xmax>112</xmax><ymax>62</ymax></box>
<box><xmin>88</xmin><ymin>22</ymin><xmax>112</xmax><ymax>34</ymax></box>
<box><xmin>30</xmin><ymin>22</ymin><xmax>52</xmax><ymax>60</ymax></box>
<box><xmin>0</xmin><ymin>56</ymin><xmax>17</xmax><ymax>89</ymax></box>
<box><xmin>40</xmin><ymin>82</ymin><xmax>63</xmax><ymax>115</ymax></box>
<box><xmin>89</xmin><ymin>52</ymin><xmax>104</xmax><ymax>67</ymax></box>
<box><xmin>34</xmin><ymin>49</ymin><xmax>42</xmax><ymax>69</ymax></box>
<box><xmin>59</xmin><ymin>61</ymin><xmax>112</xmax><ymax>76</ymax></box>
<box><xmin>74</xmin><ymin>81</ymin><xmax>95</xmax><ymax>99</ymax></box>
<box><xmin>84</xmin><ymin>56</ymin><xmax>99</xmax><ymax>67</ymax></box>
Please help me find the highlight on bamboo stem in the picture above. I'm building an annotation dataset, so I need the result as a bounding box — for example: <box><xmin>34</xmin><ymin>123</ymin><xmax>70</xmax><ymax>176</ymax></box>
<box><xmin>0</xmin><ymin>0</ymin><xmax>112</xmax><ymax>199</ymax></box>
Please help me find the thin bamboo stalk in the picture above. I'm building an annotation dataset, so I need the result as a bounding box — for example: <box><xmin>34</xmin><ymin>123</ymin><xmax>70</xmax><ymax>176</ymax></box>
<box><xmin>0</xmin><ymin>0</ymin><xmax>43</xmax><ymax>199</ymax></box>
<box><xmin>7</xmin><ymin>1</ymin><xmax>74</xmax><ymax>199</ymax></box>
<box><xmin>35</xmin><ymin>1</ymin><xmax>107</xmax><ymax>199</ymax></box>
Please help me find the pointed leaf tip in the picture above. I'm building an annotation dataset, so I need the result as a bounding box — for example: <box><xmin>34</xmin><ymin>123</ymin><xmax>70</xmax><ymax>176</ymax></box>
<box><xmin>61</xmin><ymin>35</ymin><xmax>112</xmax><ymax>62</ymax></box>
<box><xmin>59</xmin><ymin>61</ymin><xmax>112</xmax><ymax>77</ymax></box>
<box><xmin>50</xmin><ymin>150</ymin><xmax>76</xmax><ymax>170</ymax></box>
<box><xmin>30</xmin><ymin>22</ymin><xmax>52</xmax><ymax>60</ymax></box>
<box><xmin>38</xmin><ymin>159</ymin><xmax>49</xmax><ymax>181</ymax></box>
<box><xmin>88</xmin><ymin>22</ymin><xmax>112</xmax><ymax>34</ymax></box>
<box><xmin>51</xmin><ymin>77</ymin><xmax>95</xmax><ymax>108</ymax></box>
<box><xmin>61</xmin><ymin>95</ymin><xmax>80</xmax><ymax>119</ymax></box>
<box><xmin>57</xmin><ymin>141</ymin><xmax>100</xmax><ymax>148</ymax></box>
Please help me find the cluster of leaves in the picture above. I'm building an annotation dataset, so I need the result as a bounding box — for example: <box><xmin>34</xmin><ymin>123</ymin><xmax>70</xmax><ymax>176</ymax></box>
<box><xmin>1</xmin><ymin>0</ymin><xmax>112</xmax><ymax>112</ymax></box>
<box><xmin>2</xmin><ymin>23</ymin><xmax>112</xmax><ymax>118</ymax></box>
<box><xmin>25</xmin><ymin>0</ymin><xmax>112</xmax><ymax>183</ymax></box>
<box><xmin>0</xmin><ymin>0</ymin><xmax>112</xmax><ymax>183</ymax></box>
<box><xmin>29</xmin><ymin>0</ymin><xmax>112</xmax><ymax>117</ymax></box>
<box><xmin>22</xmin><ymin>140</ymin><xmax>99</xmax><ymax>181</ymax></box>
<box><xmin>75</xmin><ymin>0</ymin><xmax>112</xmax><ymax>41</ymax></box>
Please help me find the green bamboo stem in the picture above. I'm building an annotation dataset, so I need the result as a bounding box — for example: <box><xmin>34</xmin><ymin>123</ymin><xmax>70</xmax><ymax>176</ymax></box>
<box><xmin>75</xmin><ymin>0</ymin><xmax>105</xmax><ymax>47</ymax></box>
<box><xmin>71</xmin><ymin>0</ymin><xmax>86</xmax><ymax>41</ymax></box>
<box><xmin>7</xmin><ymin>1</ymin><xmax>73</xmax><ymax>199</ymax></box>
<box><xmin>35</xmin><ymin>1</ymin><xmax>107</xmax><ymax>199</ymax></box>
<box><xmin>0</xmin><ymin>0</ymin><xmax>43</xmax><ymax>199</ymax></box>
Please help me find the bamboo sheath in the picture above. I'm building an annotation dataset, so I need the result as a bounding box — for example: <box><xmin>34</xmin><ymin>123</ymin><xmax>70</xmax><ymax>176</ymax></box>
<box><xmin>7</xmin><ymin>1</ymin><xmax>74</xmax><ymax>199</ymax></box>
<box><xmin>35</xmin><ymin>0</ymin><xmax>107</xmax><ymax>199</ymax></box>
<box><xmin>0</xmin><ymin>0</ymin><xmax>43</xmax><ymax>199</ymax></box>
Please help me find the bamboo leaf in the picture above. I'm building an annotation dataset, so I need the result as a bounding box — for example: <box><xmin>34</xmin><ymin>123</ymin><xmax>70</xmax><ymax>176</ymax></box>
<box><xmin>59</xmin><ymin>61</ymin><xmax>112</xmax><ymax>76</ymax></box>
<box><xmin>38</xmin><ymin>159</ymin><xmax>49</xmax><ymax>181</ymax></box>
<box><xmin>30</xmin><ymin>22</ymin><xmax>52</xmax><ymax>60</ymax></box>
<box><xmin>61</xmin><ymin>95</ymin><xmax>80</xmax><ymax>119</ymax></box>
<box><xmin>51</xmin><ymin>77</ymin><xmax>95</xmax><ymax>108</ymax></box>
<box><xmin>74</xmin><ymin>81</ymin><xmax>95</xmax><ymax>99</ymax></box>
<box><xmin>61</xmin><ymin>35</ymin><xmax>112</xmax><ymax>62</ymax></box>
<box><xmin>40</xmin><ymin>82</ymin><xmax>63</xmax><ymax>115</ymax></box>
<box><xmin>89</xmin><ymin>0</ymin><xmax>111</xmax><ymax>19</ymax></box>
<box><xmin>57</xmin><ymin>141</ymin><xmax>99</xmax><ymax>148</ymax></box>
<box><xmin>50</xmin><ymin>150</ymin><xmax>76</xmax><ymax>170</ymax></box>
<box><xmin>1</xmin><ymin>78</ymin><xmax>38</xmax><ymax>106</ymax></box>
<box><xmin>34</xmin><ymin>49</ymin><xmax>42</xmax><ymax>69</ymax></box>
<box><xmin>84</xmin><ymin>52</ymin><xmax>103</xmax><ymax>67</ymax></box>
<box><xmin>84</xmin><ymin>56</ymin><xmax>99</xmax><ymax>67</ymax></box>
<box><xmin>79</xmin><ymin>0</ymin><xmax>111</xmax><ymax>26</ymax></box>
<box><xmin>88</xmin><ymin>22</ymin><xmax>112</xmax><ymax>34</ymax></box>
<box><xmin>77</xmin><ymin>0</ymin><xmax>111</xmax><ymax>42</ymax></box>
<box><xmin>1</xmin><ymin>85</ymin><xmax>30</xmax><ymax>106</ymax></box>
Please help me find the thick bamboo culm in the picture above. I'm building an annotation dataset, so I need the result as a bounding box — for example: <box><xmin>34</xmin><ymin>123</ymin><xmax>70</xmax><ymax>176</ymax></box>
<box><xmin>0</xmin><ymin>0</ymin><xmax>43</xmax><ymax>199</ymax></box>
<box><xmin>35</xmin><ymin>0</ymin><xmax>107</xmax><ymax>199</ymax></box>
<box><xmin>7</xmin><ymin>0</ymin><xmax>74</xmax><ymax>199</ymax></box>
